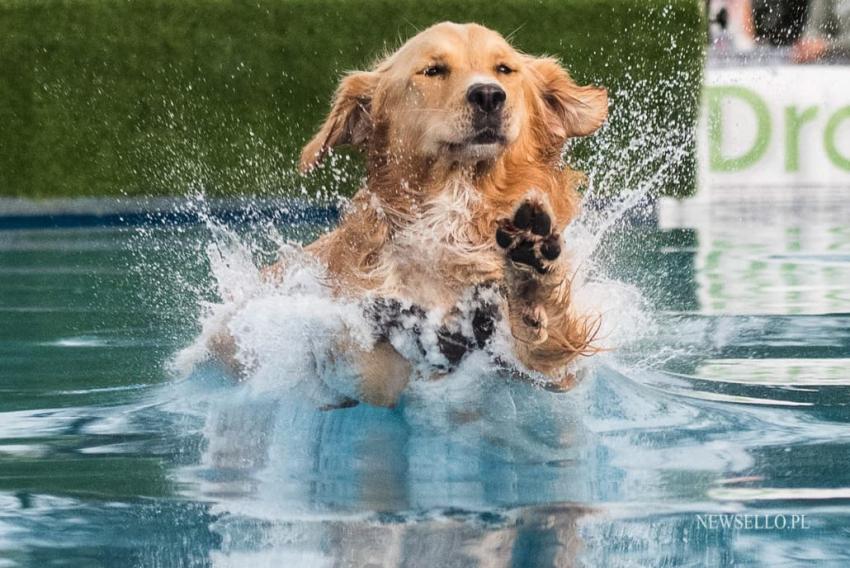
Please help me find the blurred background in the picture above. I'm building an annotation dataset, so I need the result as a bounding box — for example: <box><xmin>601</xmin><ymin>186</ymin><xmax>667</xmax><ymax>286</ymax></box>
<box><xmin>0</xmin><ymin>0</ymin><xmax>704</xmax><ymax>200</ymax></box>
<box><xmin>2</xmin><ymin>1</ymin><xmax>848</xmax><ymax>203</ymax></box>
<box><xmin>699</xmin><ymin>0</ymin><xmax>850</xmax><ymax>197</ymax></box>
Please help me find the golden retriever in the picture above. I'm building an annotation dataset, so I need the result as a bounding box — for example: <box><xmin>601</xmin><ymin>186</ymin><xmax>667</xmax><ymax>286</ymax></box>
<box><xmin>213</xmin><ymin>21</ymin><xmax>608</xmax><ymax>406</ymax></box>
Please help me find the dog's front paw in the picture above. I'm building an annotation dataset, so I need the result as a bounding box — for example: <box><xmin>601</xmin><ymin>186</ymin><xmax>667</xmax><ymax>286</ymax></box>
<box><xmin>496</xmin><ymin>195</ymin><xmax>564</xmax><ymax>346</ymax></box>
<box><xmin>496</xmin><ymin>198</ymin><xmax>561</xmax><ymax>275</ymax></box>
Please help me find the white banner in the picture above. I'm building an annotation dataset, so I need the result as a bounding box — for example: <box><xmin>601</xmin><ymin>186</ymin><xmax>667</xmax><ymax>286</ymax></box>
<box><xmin>698</xmin><ymin>65</ymin><xmax>850</xmax><ymax>196</ymax></box>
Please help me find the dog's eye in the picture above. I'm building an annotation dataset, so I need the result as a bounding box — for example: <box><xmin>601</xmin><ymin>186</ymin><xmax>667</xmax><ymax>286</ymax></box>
<box><xmin>496</xmin><ymin>64</ymin><xmax>514</xmax><ymax>75</ymax></box>
<box><xmin>423</xmin><ymin>64</ymin><xmax>448</xmax><ymax>77</ymax></box>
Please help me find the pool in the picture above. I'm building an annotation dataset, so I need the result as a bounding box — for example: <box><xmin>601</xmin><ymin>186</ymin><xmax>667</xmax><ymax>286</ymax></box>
<box><xmin>1</xmin><ymin>192</ymin><xmax>850</xmax><ymax>567</ymax></box>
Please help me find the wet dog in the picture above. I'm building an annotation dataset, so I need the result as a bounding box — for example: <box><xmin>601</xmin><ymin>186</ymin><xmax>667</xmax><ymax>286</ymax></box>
<box><xmin>214</xmin><ymin>22</ymin><xmax>608</xmax><ymax>406</ymax></box>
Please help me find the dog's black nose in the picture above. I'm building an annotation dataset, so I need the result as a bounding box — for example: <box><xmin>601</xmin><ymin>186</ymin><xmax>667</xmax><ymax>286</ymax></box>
<box><xmin>467</xmin><ymin>83</ymin><xmax>506</xmax><ymax>113</ymax></box>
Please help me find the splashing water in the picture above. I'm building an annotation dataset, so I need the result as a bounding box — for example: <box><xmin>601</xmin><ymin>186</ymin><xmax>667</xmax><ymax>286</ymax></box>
<box><xmin>168</xmin><ymin>71</ymin><xmax>696</xmax><ymax>391</ymax></box>
<box><xmin>172</xmin><ymin>168</ymin><xmax>664</xmax><ymax>411</ymax></box>
<box><xmin>143</xmin><ymin>76</ymin><xmax>695</xmax><ymax>503</ymax></box>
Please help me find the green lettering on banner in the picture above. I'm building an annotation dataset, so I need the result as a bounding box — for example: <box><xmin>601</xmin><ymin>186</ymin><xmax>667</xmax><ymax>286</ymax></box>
<box><xmin>706</xmin><ymin>86</ymin><xmax>771</xmax><ymax>172</ymax></box>
<box><xmin>784</xmin><ymin>106</ymin><xmax>818</xmax><ymax>172</ymax></box>
<box><xmin>824</xmin><ymin>106</ymin><xmax>850</xmax><ymax>171</ymax></box>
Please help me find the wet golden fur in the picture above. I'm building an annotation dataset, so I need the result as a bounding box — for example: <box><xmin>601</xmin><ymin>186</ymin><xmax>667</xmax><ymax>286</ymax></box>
<box><xmin>250</xmin><ymin>22</ymin><xmax>607</xmax><ymax>404</ymax></box>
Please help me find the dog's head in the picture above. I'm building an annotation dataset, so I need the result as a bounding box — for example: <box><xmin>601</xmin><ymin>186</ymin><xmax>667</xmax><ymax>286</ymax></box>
<box><xmin>300</xmin><ymin>22</ymin><xmax>607</xmax><ymax>176</ymax></box>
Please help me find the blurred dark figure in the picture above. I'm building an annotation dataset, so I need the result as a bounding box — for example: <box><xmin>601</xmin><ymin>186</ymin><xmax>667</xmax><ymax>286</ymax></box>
<box><xmin>752</xmin><ymin>0</ymin><xmax>810</xmax><ymax>45</ymax></box>
<box><xmin>793</xmin><ymin>0</ymin><xmax>850</xmax><ymax>61</ymax></box>
<box><xmin>707</xmin><ymin>0</ymin><xmax>757</xmax><ymax>49</ymax></box>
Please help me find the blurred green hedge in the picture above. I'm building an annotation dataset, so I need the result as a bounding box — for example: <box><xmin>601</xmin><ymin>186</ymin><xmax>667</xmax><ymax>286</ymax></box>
<box><xmin>0</xmin><ymin>0</ymin><xmax>704</xmax><ymax>198</ymax></box>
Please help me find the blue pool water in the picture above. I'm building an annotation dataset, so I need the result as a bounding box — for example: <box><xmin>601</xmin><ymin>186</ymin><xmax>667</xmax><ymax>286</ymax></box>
<box><xmin>1</xmin><ymin>194</ymin><xmax>850</xmax><ymax>567</ymax></box>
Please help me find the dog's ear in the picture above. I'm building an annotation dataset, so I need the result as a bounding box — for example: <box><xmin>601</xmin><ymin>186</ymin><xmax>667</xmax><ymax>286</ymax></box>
<box><xmin>300</xmin><ymin>71</ymin><xmax>379</xmax><ymax>173</ymax></box>
<box><xmin>530</xmin><ymin>58</ymin><xmax>608</xmax><ymax>141</ymax></box>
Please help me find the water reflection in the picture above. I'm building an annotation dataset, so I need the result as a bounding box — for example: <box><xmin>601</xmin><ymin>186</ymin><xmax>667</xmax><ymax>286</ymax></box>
<box><xmin>659</xmin><ymin>190</ymin><xmax>850</xmax><ymax>315</ymax></box>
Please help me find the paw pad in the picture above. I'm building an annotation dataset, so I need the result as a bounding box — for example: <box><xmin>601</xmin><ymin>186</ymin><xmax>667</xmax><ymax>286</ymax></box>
<box><xmin>513</xmin><ymin>201</ymin><xmax>551</xmax><ymax>236</ymax></box>
<box><xmin>496</xmin><ymin>199</ymin><xmax>561</xmax><ymax>274</ymax></box>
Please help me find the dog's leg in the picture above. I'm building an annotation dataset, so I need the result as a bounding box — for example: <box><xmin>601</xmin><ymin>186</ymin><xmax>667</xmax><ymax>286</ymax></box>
<box><xmin>206</xmin><ymin>312</ymin><xmax>407</xmax><ymax>408</ymax></box>
<box><xmin>340</xmin><ymin>338</ymin><xmax>412</xmax><ymax>408</ymax></box>
<box><xmin>208</xmin><ymin>326</ymin><xmax>247</xmax><ymax>378</ymax></box>
<box><xmin>495</xmin><ymin>193</ymin><xmax>597</xmax><ymax>387</ymax></box>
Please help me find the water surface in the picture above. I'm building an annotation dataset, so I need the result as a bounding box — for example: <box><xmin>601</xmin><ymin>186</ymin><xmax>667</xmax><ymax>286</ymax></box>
<box><xmin>1</xmin><ymin>195</ymin><xmax>849</xmax><ymax>567</ymax></box>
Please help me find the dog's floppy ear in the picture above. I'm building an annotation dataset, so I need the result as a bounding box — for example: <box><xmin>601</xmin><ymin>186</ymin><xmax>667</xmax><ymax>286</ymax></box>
<box><xmin>300</xmin><ymin>71</ymin><xmax>378</xmax><ymax>173</ymax></box>
<box><xmin>530</xmin><ymin>57</ymin><xmax>608</xmax><ymax>141</ymax></box>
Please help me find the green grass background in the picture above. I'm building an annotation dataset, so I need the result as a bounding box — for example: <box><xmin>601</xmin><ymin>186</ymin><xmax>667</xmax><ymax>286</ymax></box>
<box><xmin>0</xmin><ymin>0</ymin><xmax>705</xmax><ymax>198</ymax></box>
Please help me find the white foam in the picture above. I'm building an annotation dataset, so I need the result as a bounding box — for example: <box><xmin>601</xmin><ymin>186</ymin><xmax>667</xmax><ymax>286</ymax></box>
<box><xmin>172</xmin><ymin>228</ymin><xmax>377</xmax><ymax>408</ymax></box>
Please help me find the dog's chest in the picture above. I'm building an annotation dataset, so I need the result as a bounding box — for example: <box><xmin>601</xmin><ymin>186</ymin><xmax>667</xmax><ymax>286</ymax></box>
<box><xmin>380</xmin><ymin>181</ymin><xmax>501</xmax><ymax>307</ymax></box>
